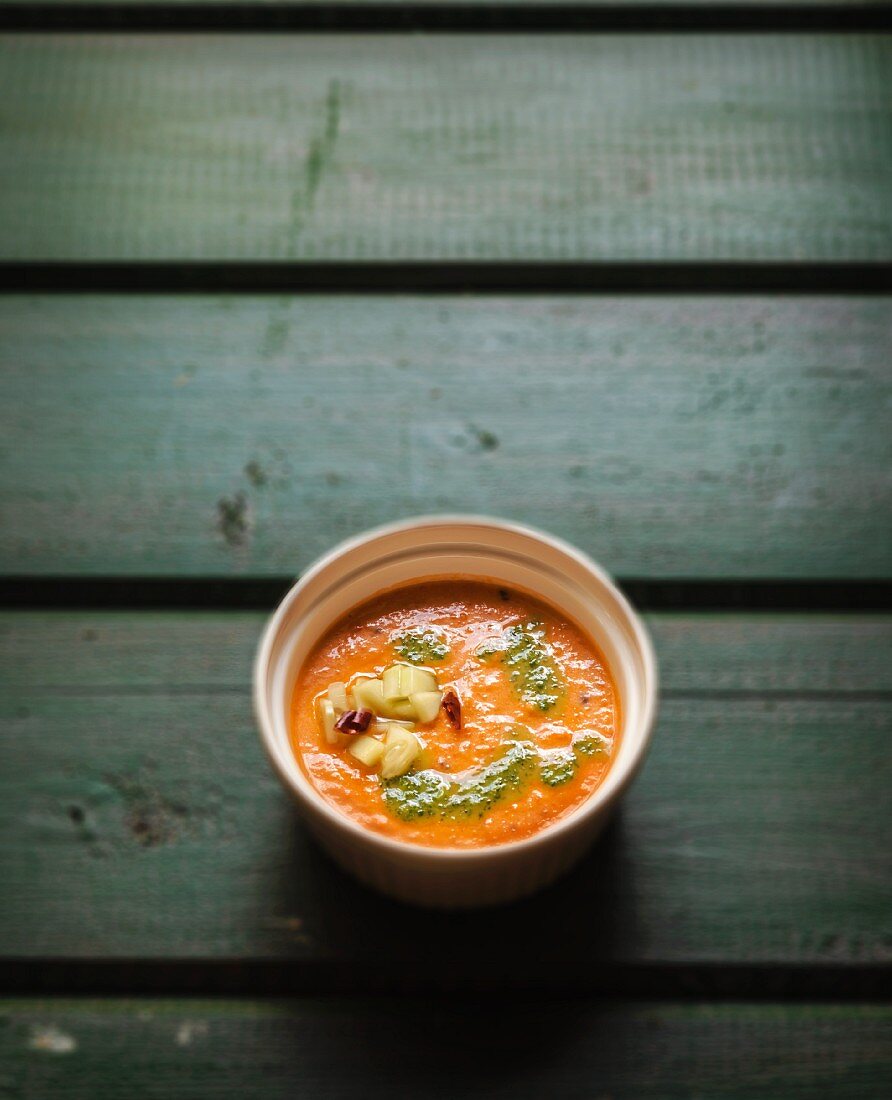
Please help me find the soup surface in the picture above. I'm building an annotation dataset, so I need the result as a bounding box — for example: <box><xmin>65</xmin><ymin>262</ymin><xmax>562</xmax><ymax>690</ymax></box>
<box><xmin>290</xmin><ymin>579</ymin><xmax>619</xmax><ymax>848</ymax></box>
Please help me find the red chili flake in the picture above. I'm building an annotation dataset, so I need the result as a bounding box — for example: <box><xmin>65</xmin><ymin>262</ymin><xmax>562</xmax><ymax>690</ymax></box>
<box><xmin>441</xmin><ymin>689</ymin><xmax>462</xmax><ymax>730</ymax></box>
<box><xmin>335</xmin><ymin>709</ymin><xmax>372</xmax><ymax>734</ymax></box>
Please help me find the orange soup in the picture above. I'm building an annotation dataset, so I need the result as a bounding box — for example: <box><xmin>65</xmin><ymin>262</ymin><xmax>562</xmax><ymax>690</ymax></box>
<box><xmin>290</xmin><ymin>579</ymin><xmax>619</xmax><ymax>848</ymax></box>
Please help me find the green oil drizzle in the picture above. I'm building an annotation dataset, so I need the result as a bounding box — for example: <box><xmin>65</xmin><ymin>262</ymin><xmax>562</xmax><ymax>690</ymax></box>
<box><xmin>391</xmin><ymin>628</ymin><xmax>450</xmax><ymax>664</ymax></box>
<box><xmin>539</xmin><ymin>747</ymin><xmax>578</xmax><ymax>788</ymax></box>
<box><xmin>382</xmin><ymin>740</ymin><xmax>538</xmax><ymax>822</ymax></box>
<box><xmin>475</xmin><ymin>621</ymin><xmax>565</xmax><ymax>712</ymax></box>
<box><xmin>381</xmin><ymin>730</ymin><xmax>612</xmax><ymax>821</ymax></box>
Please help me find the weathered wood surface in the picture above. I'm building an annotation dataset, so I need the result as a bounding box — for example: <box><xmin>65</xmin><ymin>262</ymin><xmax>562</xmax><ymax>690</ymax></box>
<box><xmin>1</xmin><ymin>611</ymin><xmax>889</xmax><ymax>969</ymax></box>
<box><xmin>2</xmin><ymin>296</ymin><xmax>889</xmax><ymax>579</ymax></box>
<box><xmin>2</xmin><ymin>1000</ymin><xmax>890</xmax><ymax>1100</ymax></box>
<box><xmin>0</xmin><ymin>36</ymin><xmax>890</xmax><ymax>261</ymax></box>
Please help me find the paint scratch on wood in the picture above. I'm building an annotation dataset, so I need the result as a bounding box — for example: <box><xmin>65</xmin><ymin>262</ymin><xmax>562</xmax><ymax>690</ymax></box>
<box><xmin>29</xmin><ymin>1025</ymin><xmax>77</xmax><ymax>1054</ymax></box>
<box><xmin>176</xmin><ymin>1021</ymin><xmax>209</xmax><ymax>1047</ymax></box>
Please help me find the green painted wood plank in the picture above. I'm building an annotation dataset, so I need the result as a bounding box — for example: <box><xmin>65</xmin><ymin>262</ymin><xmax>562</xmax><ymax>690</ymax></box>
<box><xmin>1</xmin><ymin>611</ymin><xmax>889</xmax><ymax>965</ymax></box>
<box><xmin>2</xmin><ymin>296</ymin><xmax>890</xmax><ymax>579</ymax></box>
<box><xmin>0</xmin><ymin>36</ymin><xmax>889</xmax><ymax>261</ymax></box>
<box><xmin>7</xmin><ymin>611</ymin><xmax>892</xmax><ymax>694</ymax></box>
<box><xmin>2</xmin><ymin>1001</ymin><xmax>890</xmax><ymax>1100</ymax></box>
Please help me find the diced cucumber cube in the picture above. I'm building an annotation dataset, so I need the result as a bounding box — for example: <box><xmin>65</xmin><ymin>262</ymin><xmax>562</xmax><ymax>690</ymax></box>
<box><xmin>382</xmin><ymin>663</ymin><xmax>438</xmax><ymax>701</ymax></box>
<box><xmin>409</xmin><ymin>690</ymin><xmax>443</xmax><ymax>725</ymax></box>
<box><xmin>327</xmin><ymin>681</ymin><xmax>349</xmax><ymax>713</ymax></box>
<box><xmin>412</xmin><ymin>668</ymin><xmax>439</xmax><ymax>694</ymax></box>
<box><xmin>315</xmin><ymin>696</ymin><xmax>338</xmax><ymax>745</ymax></box>
<box><xmin>380</xmin><ymin>725</ymin><xmax>421</xmax><ymax>779</ymax></box>
<box><xmin>352</xmin><ymin>677</ymin><xmax>386</xmax><ymax>714</ymax></box>
<box><xmin>348</xmin><ymin>735</ymin><xmax>385</xmax><ymax>768</ymax></box>
<box><xmin>379</xmin><ymin>695</ymin><xmax>419</xmax><ymax>721</ymax></box>
<box><xmin>374</xmin><ymin>717</ymin><xmax>415</xmax><ymax>734</ymax></box>
<box><xmin>382</xmin><ymin>663</ymin><xmax>411</xmax><ymax>702</ymax></box>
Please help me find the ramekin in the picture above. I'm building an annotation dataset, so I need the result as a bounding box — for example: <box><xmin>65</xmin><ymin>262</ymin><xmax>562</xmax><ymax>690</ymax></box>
<box><xmin>254</xmin><ymin>516</ymin><xmax>658</xmax><ymax>908</ymax></box>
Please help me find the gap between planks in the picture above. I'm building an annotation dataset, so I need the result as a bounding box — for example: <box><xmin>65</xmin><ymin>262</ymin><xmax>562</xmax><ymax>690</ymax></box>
<box><xmin>1</xmin><ymin>262</ymin><xmax>891</xmax><ymax>295</ymax></box>
<box><xmin>2</xmin><ymin>578</ymin><xmax>891</xmax><ymax>612</ymax></box>
<box><xmin>1</xmin><ymin>4</ymin><xmax>892</xmax><ymax>33</ymax></box>
<box><xmin>1</xmin><ymin>960</ymin><xmax>890</xmax><ymax>999</ymax></box>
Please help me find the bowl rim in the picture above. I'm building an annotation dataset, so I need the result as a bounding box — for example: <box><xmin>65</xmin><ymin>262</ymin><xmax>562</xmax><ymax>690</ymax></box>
<box><xmin>253</xmin><ymin>514</ymin><xmax>659</xmax><ymax>862</ymax></box>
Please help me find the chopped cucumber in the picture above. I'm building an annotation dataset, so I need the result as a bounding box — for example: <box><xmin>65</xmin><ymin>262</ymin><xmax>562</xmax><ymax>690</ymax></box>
<box><xmin>351</xmin><ymin>675</ymin><xmax>418</xmax><ymax>720</ymax></box>
<box><xmin>409</xmin><ymin>690</ymin><xmax>443</xmax><ymax>725</ymax></box>
<box><xmin>382</xmin><ymin>664</ymin><xmax>409</xmax><ymax>702</ymax></box>
<box><xmin>382</xmin><ymin>663</ymin><xmax>438</xmax><ymax>702</ymax></box>
<box><xmin>315</xmin><ymin>696</ymin><xmax>338</xmax><ymax>745</ymax></box>
<box><xmin>380</xmin><ymin>724</ymin><xmax>421</xmax><ymax>779</ymax></box>
<box><xmin>374</xmin><ymin>716</ymin><xmax>415</xmax><ymax>734</ymax></box>
<box><xmin>379</xmin><ymin>695</ymin><xmax>419</xmax><ymax>721</ymax></box>
<box><xmin>327</xmin><ymin>681</ymin><xmax>349</xmax><ymax>713</ymax></box>
<box><xmin>352</xmin><ymin>677</ymin><xmax>386</xmax><ymax>713</ymax></box>
<box><xmin>348</xmin><ymin>734</ymin><xmax>385</xmax><ymax>768</ymax></box>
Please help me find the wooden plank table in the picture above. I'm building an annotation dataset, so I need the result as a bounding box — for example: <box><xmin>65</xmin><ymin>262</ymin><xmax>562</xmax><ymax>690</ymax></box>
<box><xmin>0</xmin><ymin>9</ymin><xmax>890</xmax><ymax>1098</ymax></box>
<box><xmin>1</xmin><ymin>36</ymin><xmax>890</xmax><ymax>262</ymax></box>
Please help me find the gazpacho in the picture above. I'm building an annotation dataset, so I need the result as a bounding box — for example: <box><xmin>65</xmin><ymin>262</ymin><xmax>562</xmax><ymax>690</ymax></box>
<box><xmin>290</xmin><ymin>579</ymin><xmax>619</xmax><ymax>848</ymax></box>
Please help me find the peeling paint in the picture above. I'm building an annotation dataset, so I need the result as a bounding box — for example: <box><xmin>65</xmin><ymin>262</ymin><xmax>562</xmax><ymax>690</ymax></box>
<box><xmin>245</xmin><ymin>460</ymin><xmax>268</xmax><ymax>488</ymax></box>
<box><xmin>217</xmin><ymin>492</ymin><xmax>249</xmax><ymax>547</ymax></box>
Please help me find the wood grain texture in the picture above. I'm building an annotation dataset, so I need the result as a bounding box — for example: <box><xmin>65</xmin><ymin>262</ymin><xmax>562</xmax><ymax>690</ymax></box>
<box><xmin>2</xmin><ymin>296</ymin><xmax>890</xmax><ymax>579</ymax></box>
<box><xmin>0</xmin><ymin>36</ymin><xmax>890</xmax><ymax>261</ymax></box>
<box><xmin>1</xmin><ymin>611</ymin><xmax>889</xmax><ymax>968</ymax></box>
<box><xmin>1</xmin><ymin>1000</ymin><xmax>891</xmax><ymax>1100</ymax></box>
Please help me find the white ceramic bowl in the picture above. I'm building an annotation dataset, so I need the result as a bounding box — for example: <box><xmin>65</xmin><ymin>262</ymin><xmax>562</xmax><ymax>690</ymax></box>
<box><xmin>254</xmin><ymin>516</ymin><xmax>658</xmax><ymax>908</ymax></box>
